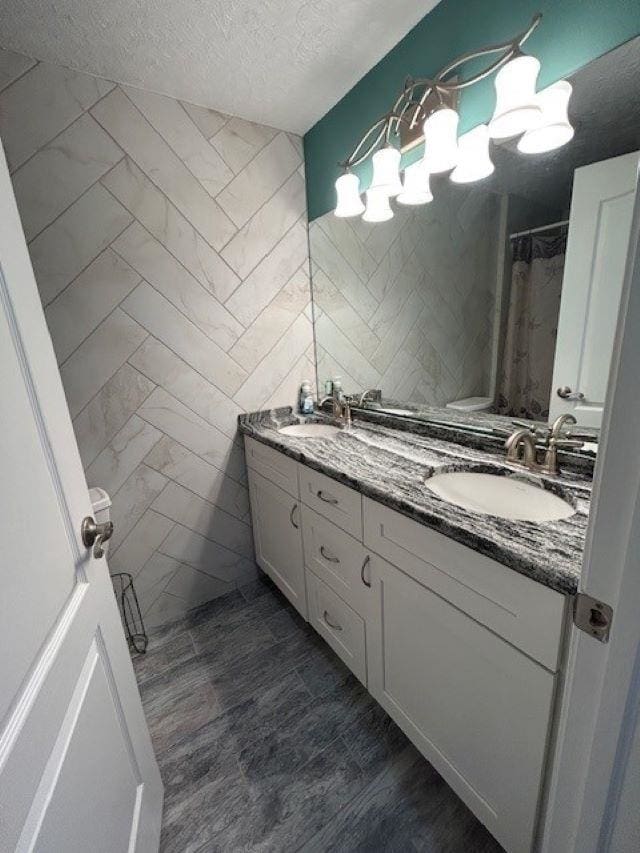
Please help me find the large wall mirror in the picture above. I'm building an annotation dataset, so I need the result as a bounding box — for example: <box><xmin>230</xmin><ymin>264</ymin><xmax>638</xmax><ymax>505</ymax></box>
<box><xmin>309</xmin><ymin>38</ymin><xmax>640</xmax><ymax>437</ymax></box>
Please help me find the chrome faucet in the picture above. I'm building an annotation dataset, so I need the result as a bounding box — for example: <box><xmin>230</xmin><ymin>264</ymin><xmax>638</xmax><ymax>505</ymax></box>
<box><xmin>318</xmin><ymin>394</ymin><xmax>353</xmax><ymax>429</ymax></box>
<box><xmin>550</xmin><ymin>414</ymin><xmax>577</xmax><ymax>437</ymax></box>
<box><xmin>319</xmin><ymin>395</ymin><xmax>341</xmax><ymax>417</ymax></box>
<box><xmin>504</xmin><ymin>414</ymin><xmax>583</xmax><ymax>475</ymax></box>
<box><xmin>542</xmin><ymin>414</ymin><xmax>583</xmax><ymax>475</ymax></box>
<box><xmin>505</xmin><ymin>428</ymin><xmax>539</xmax><ymax>469</ymax></box>
<box><xmin>358</xmin><ymin>388</ymin><xmax>382</xmax><ymax>406</ymax></box>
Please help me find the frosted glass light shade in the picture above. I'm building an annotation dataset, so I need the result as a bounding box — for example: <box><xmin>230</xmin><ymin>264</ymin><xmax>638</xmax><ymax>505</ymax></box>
<box><xmin>422</xmin><ymin>107</ymin><xmax>459</xmax><ymax>173</ymax></box>
<box><xmin>397</xmin><ymin>161</ymin><xmax>433</xmax><ymax>205</ymax></box>
<box><xmin>363</xmin><ymin>189</ymin><xmax>393</xmax><ymax>222</ymax></box>
<box><xmin>489</xmin><ymin>54</ymin><xmax>542</xmax><ymax>139</ymax></box>
<box><xmin>334</xmin><ymin>173</ymin><xmax>365</xmax><ymax>217</ymax></box>
<box><xmin>370</xmin><ymin>146</ymin><xmax>403</xmax><ymax>196</ymax></box>
<box><xmin>518</xmin><ymin>81</ymin><xmax>574</xmax><ymax>154</ymax></box>
<box><xmin>450</xmin><ymin>124</ymin><xmax>494</xmax><ymax>183</ymax></box>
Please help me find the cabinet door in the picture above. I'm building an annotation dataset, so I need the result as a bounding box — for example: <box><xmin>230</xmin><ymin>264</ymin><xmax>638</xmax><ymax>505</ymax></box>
<box><xmin>247</xmin><ymin>468</ymin><xmax>307</xmax><ymax>618</ymax></box>
<box><xmin>368</xmin><ymin>555</ymin><xmax>555</xmax><ymax>853</ymax></box>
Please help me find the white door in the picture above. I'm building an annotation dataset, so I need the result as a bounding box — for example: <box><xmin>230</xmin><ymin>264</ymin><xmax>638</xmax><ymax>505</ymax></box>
<box><xmin>549</xmin><ymin>151</ymin><xmax>639</xmax><ymax>426</ymax></box>
<box><xmin>0</xmin><ymin>141</ymin><xmax>163</xmax><ymax>851</ymax></box>
<box><xmin>542</xmin><ymin>164</ymin><xmax>640</xmax><ymax>852</ymax></box>
<box><xmin>247</xmin><ymin>469</ymin><xmax>307</xmax><ymax>617</ymax></box>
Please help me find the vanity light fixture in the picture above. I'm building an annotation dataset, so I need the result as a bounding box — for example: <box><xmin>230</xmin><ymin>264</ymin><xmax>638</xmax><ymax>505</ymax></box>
<box><xmin>488</xmin><ymin>54</ymin><xmax>541</xmax><ymax>139</ymax></box>
<box><xmin>450</xmin><ymin>124</ymin><xmax>494</xmax><ymax>183</ymax></box>
<box><xmin>422</xmin><ymin>106</ymin><xmax>459</xmax><ymax>173</ymax></box>
<box><xmin>363</xmin><ymin>188</ymin><xmax>394</xmax><ymax>222</ymax></box>
<box><xmin>334</xmin><ymin>172</ymin><xmax>365</xmax><ymax>217</ymax></box>
<box><xmin>333</xmin><ymin>12</ymin><xmax>574</xmax><ymax>223</ymax></box>
<box><xmin>369</xmin><ymin>146</ymin><xmax>403</xmax><ymax>196</ymax></box>
<box><xmin>397</xmin><ymin>161</ymin><xmax>433</xmax><ymax>205</ymax></box>
<box><xmin>517</xmin><ymin>80</ymin><xmax>575</xmax><ymax>153</ymax></box>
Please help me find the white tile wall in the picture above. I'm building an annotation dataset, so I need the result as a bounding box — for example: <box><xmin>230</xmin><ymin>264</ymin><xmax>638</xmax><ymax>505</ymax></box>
<box><xmin>310</xmin><ymin>190</ymin><xmax>499</xmax><ymax>407</ymax></box>
<box><xmin>122</xmin><ymin>86</ymin><xmax>234</xmax><ymax>197</ymax></box>
<box><xmin>221</xmin><ymin>172</ymin><xmax>306</xmax><ymax>278</ymax></box>
<box><xmin>0</xmin><ymin>62</ymin><xmax>114</xmax><ymax>170</ymax></box>
<box><xmin>3</xmin><ymin>47</ymin><xmax>315</xmax><ymax>627</ymax></box>
<box><xmin>102</xmin><ymin>157</ymin><xmax>240</xmax><ymax>302</ymax></box>
<box><xmin>44</xmin><ymin>249</ymin><xmax>141</xmax><ymax>362</ymax></box>
<box><xmin>211</xmin><ymin>117</ymin><xmax>277</xmax><ymax>174</ymax></box>
<box><xmin>11</xmin><ymin>113</ymin><xmax>122</xmax><ymax>240</ymax></box>
<box><xmin>0</xmin><ymin>49</ymin><xmax>36</xmax><ymax>91</ymax></box>
<box><xmin>29</xmin><ymin>184</ymin><xmax>133</xmax><ymax>306</ymax></box>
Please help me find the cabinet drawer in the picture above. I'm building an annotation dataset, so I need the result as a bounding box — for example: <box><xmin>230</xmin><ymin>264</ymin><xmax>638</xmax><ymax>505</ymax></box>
<box><xmin>306</xmin><ymin>570</ymin><xmax>366</xmax><ymax>685</ymax></box>
<box><xmin>298</xmin><ymin>466</ymin><xmax>362</xmax><ymax>538</ymax></box>
<box><xmin>244</xmin><ymin>436</ymin><xmax>298</xmax><ymax>497</ymax></box>
<box><xmin>301</xmin><ymin>506</ymin><xmax>372</xmax><ymax>617</ymax></box>
<box><xmin>364</xmin><ymin>497</ymin><xmax>566</xmax><ymax>671</ymax></box>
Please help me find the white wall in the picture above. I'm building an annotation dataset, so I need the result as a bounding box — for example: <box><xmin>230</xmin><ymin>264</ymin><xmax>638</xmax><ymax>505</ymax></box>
<box><xmin>0</xmin><ymin>47</ymin><xmax>316</xmax><ymax>627</ymax></box>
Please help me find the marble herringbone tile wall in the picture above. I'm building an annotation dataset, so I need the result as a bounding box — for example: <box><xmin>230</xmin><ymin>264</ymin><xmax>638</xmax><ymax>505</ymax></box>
<box><xmin>0</xmin><ymin>47</ymin><xmax>316</xmax><ymax>627</ymax></box>
<box><xmin>310</xmin><ymin>184</ymin><xmax>502</xmax><ymax>406</ymax></box>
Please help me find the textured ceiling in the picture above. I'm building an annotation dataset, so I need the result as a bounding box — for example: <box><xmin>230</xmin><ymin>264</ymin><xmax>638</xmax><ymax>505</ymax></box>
<box><xmin>0</xmin><ymin>0</ymin><xmax>441</xmax><ymax>134</ymax></box>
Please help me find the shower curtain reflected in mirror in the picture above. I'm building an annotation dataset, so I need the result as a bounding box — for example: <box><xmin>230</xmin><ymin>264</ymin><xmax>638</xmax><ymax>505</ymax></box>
<box><xmin>496</xmin><ymin>234</ymin><xmax>566</xmax><ymax>420</ymax></box>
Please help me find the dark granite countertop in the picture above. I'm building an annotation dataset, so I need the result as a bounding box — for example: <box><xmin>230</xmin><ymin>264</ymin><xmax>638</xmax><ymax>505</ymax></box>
<box><xmin>340</xmin><ymin>399</ymin><xmax>598</xmax><ymax>476</ymax></box>
<box><xmin>239</xmin><ymin>407</ymin><xmax>592</xmax><ymax>596</ymax></box>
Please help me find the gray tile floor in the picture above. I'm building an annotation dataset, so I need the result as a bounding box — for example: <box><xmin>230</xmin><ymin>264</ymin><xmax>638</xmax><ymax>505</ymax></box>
<box><xmin>135</xmin><ymin>574</ymin><xmax>504</xmax><ymax>852</ymax></box>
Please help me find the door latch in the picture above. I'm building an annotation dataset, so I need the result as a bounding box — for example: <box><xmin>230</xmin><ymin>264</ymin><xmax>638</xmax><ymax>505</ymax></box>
<box><xmin>573</xmin><ymin>592</ymin><xmax>613</xmax><ymax>643</ymax></box>
<box><xmin>81</xmin><ymin>516</ymin><xmax>114</xmax><ymax>559</ymax></box>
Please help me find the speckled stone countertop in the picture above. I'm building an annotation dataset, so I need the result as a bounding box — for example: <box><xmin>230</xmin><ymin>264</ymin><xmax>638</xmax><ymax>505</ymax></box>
<box><xmin>239</xmin><ymin>407</ymin><xmax>593</xmax><ymax>596</ymax></box>
<box><xmin>347</xmin><ymin>399</ymin><xmax>598</xmax><ymax>476</ymax></box>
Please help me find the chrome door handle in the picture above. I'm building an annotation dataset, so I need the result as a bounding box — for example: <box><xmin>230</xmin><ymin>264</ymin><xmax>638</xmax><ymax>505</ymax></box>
<box><xmin>361</xmin><ymin>554</ymin><xmax>371</xmax><ymax>587</ymax></box>
<box><xmin>320</xmin><ymin>545</ymin><xmax>340</xmax><ymax>563</ymax></box>
<box><xmin>557</xmin><ymin>386</ymin><xmax>585</xmax><ymax>401</ymax></box>
<box><xmin>290</xmin><ymin>503</ymin><xmax>299</xmax><ymax>529</ymax></box>
<box><xmin>81</xmin><ymin>516</ymin><xmax>114</xmax><ymax>559</ymax></box>
<box><xmin>323</xmin><ymin>610</ymin><xmax>343</xmax><ymax>631</ymax></box>
<box><xmin>317</xmin><ymin>490</ymin><xmax>338</xmax><ymax>505</ymax></box>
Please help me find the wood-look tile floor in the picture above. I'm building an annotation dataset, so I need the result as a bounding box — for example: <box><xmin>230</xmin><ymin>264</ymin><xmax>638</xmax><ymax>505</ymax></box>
<box><xmin>134</xmin><ymin>574</ymin><xmax>504</xmax><ymax>852</ymax></box>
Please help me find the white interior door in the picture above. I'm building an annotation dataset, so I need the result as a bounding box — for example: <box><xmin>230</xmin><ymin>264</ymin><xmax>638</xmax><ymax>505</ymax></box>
<box><xmin>549</xmin><ymin>151</ymin><xmax>639</xmax><ymax>426</ymax></box>
<box><xmin>542</xmin><ymin>162</ymin><xmax>640</xmax><ymax>853</ymax></box>
<box><xmin>0</xmin><ymin>140</ymin><xmax>163</xmax><ymax>852</ymax></box>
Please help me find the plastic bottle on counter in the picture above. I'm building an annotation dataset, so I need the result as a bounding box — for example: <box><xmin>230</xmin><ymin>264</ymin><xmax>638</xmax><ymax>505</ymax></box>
<box><xmin>332</xmin><ymin>376</ymin><xmax>343</xmax><ymax>402</ymax></box>
<box><xmin>299</xmin><ymin>380</ymin><xmax>314</xmax><ymax>414</ymax></box>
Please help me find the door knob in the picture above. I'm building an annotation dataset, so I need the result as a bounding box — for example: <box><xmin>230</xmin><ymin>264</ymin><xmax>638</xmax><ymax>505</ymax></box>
<box><xmin>556</xmin><ymin>386</ymin><xmax>585</xmax><ymax>401</ymax></box>
<box><xmin>81</xmin><ymin>516</ymin><xmax>114</xmax><ymax>558</ymax></box>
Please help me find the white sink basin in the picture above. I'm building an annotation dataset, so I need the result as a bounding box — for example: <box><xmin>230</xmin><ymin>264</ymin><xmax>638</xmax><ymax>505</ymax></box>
<box><xmin>426</xmin><ymin>471</ymin><xmax>575</xmax><ymax>522</ymax></box>
<box><xmin>278</xmin><ymin>423</ymin><xmax>342</xmax><ymax>438</ymax></box>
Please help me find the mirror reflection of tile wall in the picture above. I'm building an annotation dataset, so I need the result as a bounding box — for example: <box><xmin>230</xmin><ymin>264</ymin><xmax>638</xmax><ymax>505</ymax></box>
<box><xmin>309</xmin><ymin>184</ymin><xmax>501</xmax><ymax>406</ymax></box>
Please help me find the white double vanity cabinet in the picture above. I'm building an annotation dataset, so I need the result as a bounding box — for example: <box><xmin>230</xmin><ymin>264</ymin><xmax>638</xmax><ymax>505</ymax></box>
<box><xmin>244</xmin><ymin>436</ymin><xmax>568</xmax><ymax>853</ymax></box>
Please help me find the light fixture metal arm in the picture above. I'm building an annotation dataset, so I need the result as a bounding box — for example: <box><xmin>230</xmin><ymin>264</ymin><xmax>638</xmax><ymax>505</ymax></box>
<box><xmin>340</xmin><ymin>112</ymin><xmax>412</xmax><ymax>170</ymax></box>
<box><xmin>434</xmin><ymin>12</ymin><xmax>542</xmax><ymax>83</ymax></box>
<box><xmin>339</xmin><ymin>12</ymin><xmax>543</xmax><ymax>171</ymax></box>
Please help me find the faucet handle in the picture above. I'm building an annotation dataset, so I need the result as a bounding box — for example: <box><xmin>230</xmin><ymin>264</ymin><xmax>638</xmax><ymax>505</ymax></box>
<box><xmin>511</xmin><ymin>419</ymin><xmax>537</xmax><ymax>432</ymax></box>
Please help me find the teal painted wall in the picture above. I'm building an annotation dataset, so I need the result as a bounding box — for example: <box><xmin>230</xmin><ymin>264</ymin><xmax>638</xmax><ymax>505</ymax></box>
<box><xmin>304</xmin><ymin>0</ymin><xmax>640</xmax><ymax>221</ymax></box>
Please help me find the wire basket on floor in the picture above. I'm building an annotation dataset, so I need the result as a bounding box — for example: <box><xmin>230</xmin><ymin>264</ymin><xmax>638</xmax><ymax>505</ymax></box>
<box><xmin>111</xmin><ymin>572</ymin><xmax>148</xmax><ymax>654</ymax></box>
